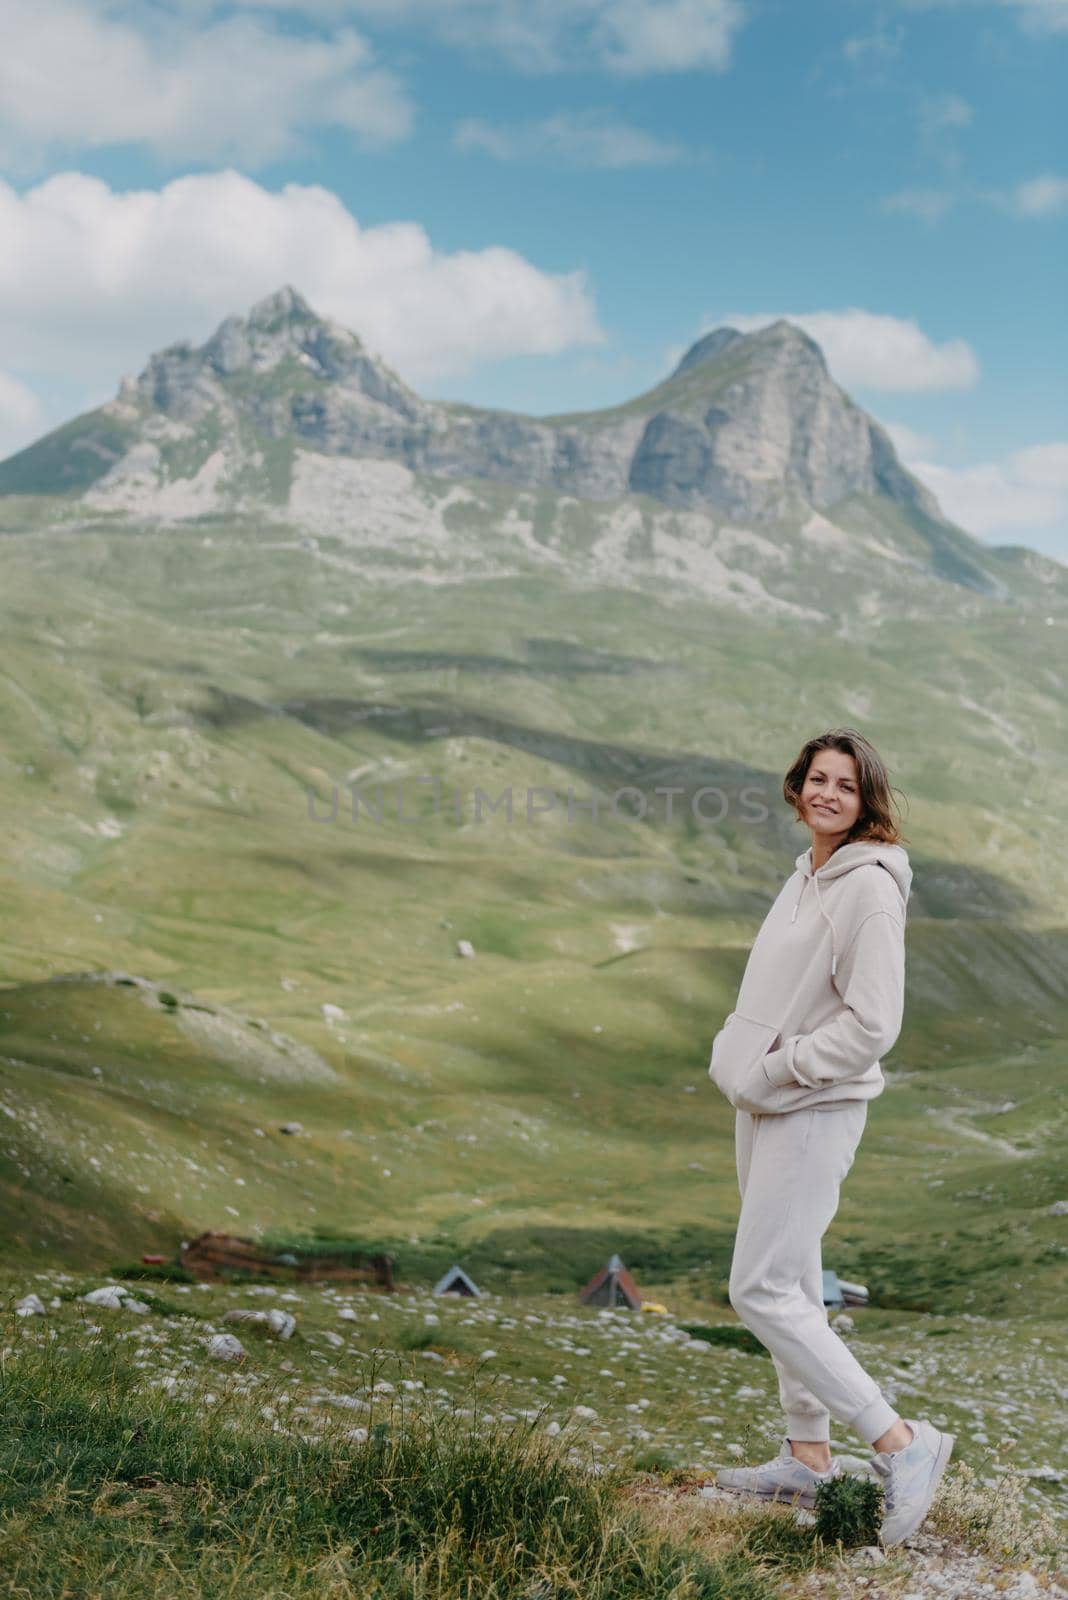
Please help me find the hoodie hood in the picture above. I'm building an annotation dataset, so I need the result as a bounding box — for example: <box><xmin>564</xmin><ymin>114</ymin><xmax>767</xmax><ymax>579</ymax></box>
<box><xmin>791</xmin><ymin>842</ymin><xmax>912</xmax><ymax>978</ymax></box>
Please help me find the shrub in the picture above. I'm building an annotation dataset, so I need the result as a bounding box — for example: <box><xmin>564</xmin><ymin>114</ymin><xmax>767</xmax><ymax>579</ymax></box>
<box><xmin>932</xmin><ymin>1454</ymin><xmax>1063</xmax><ymax>1570</ymax></box>
<box><xmin>813</xmin><ymin>1474</ymin><xmax>883</xmax><ymax>1548</ymax></box>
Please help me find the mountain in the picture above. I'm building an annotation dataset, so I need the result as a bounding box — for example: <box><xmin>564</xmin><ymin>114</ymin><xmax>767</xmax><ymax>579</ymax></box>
<box><xmin>5</xmin><ymin>286</ymin><xmax>1060</xmax><ymax>612</ymax></box>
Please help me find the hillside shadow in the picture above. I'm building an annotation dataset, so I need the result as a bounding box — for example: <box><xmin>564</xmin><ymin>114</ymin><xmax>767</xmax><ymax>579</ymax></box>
<box><xmin>194</xmin><ymin>685</ymin><xmax>1035</xmax><ymax>919</ymax></box>
<box><xmin>345</xmin><ymin>637</ymin><xmax>683</xmax><ymax>678</ymax></box>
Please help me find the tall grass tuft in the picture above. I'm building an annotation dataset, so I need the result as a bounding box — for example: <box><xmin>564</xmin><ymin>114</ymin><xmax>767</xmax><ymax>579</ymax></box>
<box><xmin>0</xmin><ymin>1328</ymin><xmax>775</xmax><ymax>1599</ymax></box>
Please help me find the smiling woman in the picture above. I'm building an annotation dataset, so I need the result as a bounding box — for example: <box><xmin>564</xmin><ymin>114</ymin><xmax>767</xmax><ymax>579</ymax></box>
<box><xmin>709</xmin><ymin>728</ymin><xmax>956</xmax><ymax>1549</ymax></box>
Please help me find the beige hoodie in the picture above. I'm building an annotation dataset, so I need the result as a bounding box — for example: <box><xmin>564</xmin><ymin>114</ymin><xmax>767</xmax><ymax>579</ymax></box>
<box><xmin>708</xmin><ymin>840</ymin><xmax>912</xmax><ymax>1115</ymax></box>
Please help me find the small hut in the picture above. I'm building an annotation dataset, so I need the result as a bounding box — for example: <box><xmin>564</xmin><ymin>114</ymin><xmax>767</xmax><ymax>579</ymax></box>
<box><xmin>432</xmin><ymin>1263</ymin><xmax>482</xmax><ymax>1298</ymax></box>
<box><xmin>579</xmin><ymin>1253</ymin><xmax>643</xmax><ymax>1310</ymax></box>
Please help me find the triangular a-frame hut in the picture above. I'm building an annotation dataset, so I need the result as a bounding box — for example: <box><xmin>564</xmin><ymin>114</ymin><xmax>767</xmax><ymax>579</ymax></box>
<box><xmin>432</xmin><ymin>1263</ymin><xmax>482</xmax><ymax>1298</ymax></box>
<box><xmin>579</xmin><ymin>1253</ymin><xmax>643</xmax><ymax>1310</ymax></box>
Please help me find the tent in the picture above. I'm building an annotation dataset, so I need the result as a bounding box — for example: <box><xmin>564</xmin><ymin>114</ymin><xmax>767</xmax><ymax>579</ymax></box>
<box><xmin>579</xmin><ymin>1253</ymin><xmax>643</xmax><ymax>1310</ymax></box>
<box><xmin>432</xmin><ymin>1263</ymin><xmax>482</xmax><ymax>1298</ymax></box>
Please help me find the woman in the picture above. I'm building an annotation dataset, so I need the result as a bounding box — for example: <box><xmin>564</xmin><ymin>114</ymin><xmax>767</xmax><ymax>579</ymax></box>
<box><xmin>708</xmin><ymin>728</ymin><xmax>953</xmax><ymax>1548</ymax></box>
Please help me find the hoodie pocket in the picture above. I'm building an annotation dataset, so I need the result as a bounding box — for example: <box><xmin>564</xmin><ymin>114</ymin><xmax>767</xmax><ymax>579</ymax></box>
<box><xmin>708</xmin><ymin>1013</ymin><xmax>781</xmax><ymax>1107</ymax></box>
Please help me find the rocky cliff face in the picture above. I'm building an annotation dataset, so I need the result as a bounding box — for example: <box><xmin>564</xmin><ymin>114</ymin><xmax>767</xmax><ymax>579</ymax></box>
<box><xmin>0</xmin><ymin>286</ymin><xmax>943</xmax><ymax>530</ymax></box>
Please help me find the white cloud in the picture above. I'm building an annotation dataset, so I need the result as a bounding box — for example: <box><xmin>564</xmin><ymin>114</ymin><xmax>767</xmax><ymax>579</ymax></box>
<box><xmin>0</xmin><ymin>170</ymin><xmax>605</xmax><ymax>392</ymax></box>
<box><xmin>710</xmin><ymin>309</ymin><xmax>980</xmax><ymax>392</ymax></box>
<box><xmin>0</xmin><ymin>0</ymin><xmax>412</xmax><ymax>168</ymax></box>
<box><xmin>454</xmin><ymin>111</ymin><xmax>689</xmax><ymax>167</ymax></box>
<box><xmin>983</xmin><ymin>0</ymin><xmax>1068</xmax><ymax>30</ymax></box>
<box><xmin>882</xmin><ymin>421</ymin><xmax>938</xmax><ymax>458</ymax></box>
<box><xmin>918</xmin><ymin>91</ymin><xmax>973</xmax><ymax>135</ymax></box>
<box><xmin>893</xmin><ymin>434</ymin><xmax>1068</xmax><ymax>560</ymax></box>
<box><xmin>223</xmin><ymin>0</ymin><xmax>746</xmax><ymax>73</ymax></box>
<box><xmin>1009</xmin><ymin>173</ymin><xmax>1068</xmax><ymax>216</ymax></box>
<box><xmin>593</xmin><ymin>0</ymin><xmax>744</xmax><ymax>73</ymax></box>
<box><xmin>900</xmin><ymin>0</ymin><xmax>1068</xmax><ymax>33</ymax></box>
<box><xmin>842</xmin><ymin>23</ymin><xmax>905</xmax><ymax>62</ymax></box>
<box><xmin>0</xmin><ymin>372</ymin><xmax>46</xmax><ymax>458</ymax></box>
<box><xmin>880</xmin><ymin>187</ymin><xmax>957</xmax><ymax>223</ymax></box>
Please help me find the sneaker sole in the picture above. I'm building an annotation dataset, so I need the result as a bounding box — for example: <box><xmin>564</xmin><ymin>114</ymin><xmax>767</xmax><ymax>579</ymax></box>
<box><xmin>879</xmin><ymin>1429</ymin><xmax>955</xmax><ymax>1548</ymax></box>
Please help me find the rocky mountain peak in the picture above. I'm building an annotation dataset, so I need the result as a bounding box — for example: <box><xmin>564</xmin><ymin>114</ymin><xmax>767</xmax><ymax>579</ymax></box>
<box><xmin>671</xmin><ymin>327</ymin><xmax>744</xmax><ymax>378</ymax></box>
<box><xmin>122</xmin><ymin>287</ymin><xmax>423</xmax><ymax>428</ymax></box>
<box><xmin>2</xmin><ymin>287</ymin><xmax>990</xmax><ymax>596</ymax></box>
<box><xmin>247</xmin><ymin>285</ymin><xmax>314</xmax><ymax>326</ymax></box>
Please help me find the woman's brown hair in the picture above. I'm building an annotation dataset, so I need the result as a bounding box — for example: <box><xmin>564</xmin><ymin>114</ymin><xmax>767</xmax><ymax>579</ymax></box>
<box><xmin>783</xmin><ymin>727</ymin><xmax>909</xmax><ymax>847</ymax></box>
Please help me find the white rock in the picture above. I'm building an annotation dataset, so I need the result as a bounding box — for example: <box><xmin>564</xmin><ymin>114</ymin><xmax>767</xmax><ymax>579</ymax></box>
<box><xmin>545</xmin><ymin>1420</ymin><xmax>561</xmax><ymax>1436</ymax></box>
<box><xmin>124</xmin><ymin>1298</ymin><xmax>151</xmax><ymax>1315</ymax></box>
<box><xmin>279</xmin><ymin>1122</ymin><xmax>304</xmax><ymax>1135</ymax></box>
<box><xmin>479</xmin><ymin>1349</ymin><xmax>498</xmax><ymax>1361</ymax></box>
<box><xmin>222</xmin><ymin>1308</ymin><xmax>295</xmax><ymax>1340</ymax></box>
<box><xmin>321</xmin><ymin>1330</ymin><xmax>344</xmax><ymax>1348</ymax></box>
<box><xmin>1046</xmin><ymin>1199</ymin><xmax>1068</xmax><ymax>1216</ymax></box>
<box><xmin>206</xmin><ymin>1333</ymin><xmax>246</xmax><ymax>1361</ymax></box>
<box><xmin>322</xmin><ymin>1003</ymin><xmax>346</xmax><ymax>1023</ymax></box>
<box><xmin>82</xmin><ymin>1285</ymin><xmax>131</xmax><ymax>1309</ymax></box>
<box><xmin>572</xmin><ymin>1405</ymin><xmax>598</xmax><ymax>1420</ymax></box>
<box><xmin>14</xmin><ymin>1293</ymin><xmax>46</xmax><ymax>1317</ymax></box>
<box><xmin>456</xmin><ymin>940</ymin><xmax>475</xmax><ymax>958</ymax></box>
<box><xmin>831</xmin><ymin>1313</ymin><xmax>855</xmax><ymax>1332</ymax></box>
<box><xmin>337</xmin><ymin>1307</ymin><xmax>358</xmax><ymax>1321</ymax></box>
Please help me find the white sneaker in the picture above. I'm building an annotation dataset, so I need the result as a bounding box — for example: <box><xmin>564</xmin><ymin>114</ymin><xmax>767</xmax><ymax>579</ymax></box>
<box><xmin>869</xmin><ymin>1418</ymin><xmax>955</xmax><ymax>1547</ymax></box>
<box><xmin>716</xmin><ymin>1438</ymin><xmax>840</xmax><ymax>1510</ymax></box>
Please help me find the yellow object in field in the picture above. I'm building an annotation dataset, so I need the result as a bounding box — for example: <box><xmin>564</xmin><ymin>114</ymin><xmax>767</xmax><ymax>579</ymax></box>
<box><xmin>640</xmin><ymin>1300</ymin><xmax>670</xmax><ymax>1315</ymax></box>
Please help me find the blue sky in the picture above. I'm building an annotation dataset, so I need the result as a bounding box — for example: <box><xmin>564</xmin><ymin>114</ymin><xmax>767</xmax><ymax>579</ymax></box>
<box><xmin>1</xmin><ymin>0</ymin><xmax>1066</xmax><ymax>556</ymax></box>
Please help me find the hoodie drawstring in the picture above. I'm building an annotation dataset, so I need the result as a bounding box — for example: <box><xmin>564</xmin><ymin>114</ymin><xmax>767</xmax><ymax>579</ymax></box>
<box><xmin>791</xmin><ymin>870</ymin><xmax>839</xmax><ymax>975</ymax></box>
<box><xmin>812</xmin><ymin>872</ymin><xmax>839</xmax><ymax>977</ymax></box>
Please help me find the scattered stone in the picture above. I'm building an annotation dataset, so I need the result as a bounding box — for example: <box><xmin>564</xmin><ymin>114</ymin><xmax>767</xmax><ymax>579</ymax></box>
<box><xmin>1046</xmin><ymin>1200</ymin><xmax>1068</xmax><ymax>1216</ymax></box>
<box><xmin>456</xmin><ymin>940</ymin><xmax>475</xmax><ymax>958</ymax></box>
<box><xmin>14</xmin><ymin>1293</ymin><xmax>46</xmax><ymax>1317</ymax></box>
<box><xmin>338</xmin><ymin>1307</ymin><xmax>358</xmax><ymax>1321</ymax></box>
<box><xmin>573</xmin><ymin>1405</ymin><xmax>598</xmax><ymax>1420</ymax></box>
<box><xmin>831</xmin><ymin>1313</ymin><xmax>855</xmax><ymax>1332</ymax></box>
<box><xmin>853</xmin><ymin>1546</ymin><xmax>886</xmax><ymax>1565</ymax></box>
<box><xmin>321</xmin><ymin>1003</ymin><xmax>346</xmax><ymax>1023</ymax></box>
<box><xmin>279</xmin><ymin>1122</ymin><xmax>303</xmax><ymax>1136</ymax></box>
<box><xmin>206</xmin><ymin>1333</ymin><xmax>246</xmax><ymax>1361</ymax></box>
<box><xmin>223</xmin><ymin>1308</ymin><xmax>296</xmax><ymax>1340</ymax></box>
<box><xmin>81</xmin><ymin>1284</ymin><xmax>148</xmax><ymax>1311</ymax></box>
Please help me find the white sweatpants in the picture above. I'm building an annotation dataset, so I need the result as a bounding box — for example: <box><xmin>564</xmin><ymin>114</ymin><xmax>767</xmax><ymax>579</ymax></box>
<box><xmin>729</xmin><ymin>1102</ymin><xmax>900</xmax><ymax>1446</ymax></box>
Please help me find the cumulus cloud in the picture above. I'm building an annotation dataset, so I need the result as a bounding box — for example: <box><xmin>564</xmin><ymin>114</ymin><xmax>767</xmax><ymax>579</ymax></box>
<box><xmin>880</xmin><ymin>187</ymin><xmax>957</xmax><ymax>223</ymax></box>
<box><xmin>0</xmin><ymin>0</ymin><xmax>412</xmax><ymax>168</ymax></box>
<box><xmin>0</xmin><ymin>170</ymin><xmax>605</xmax><ymax>392</ymax></box>
<box><xmin>900</xmin><ymin>0</ymin><xmax>1068</xmax><ymax>33</ymax></box>
<box><xmin>0</xmin><ymin>372</ymin><xmax>46</xmax><ymax>458</ymax></box>
<box><xmin>881</xmin><ymin>420</ymin><xmax>938</xmax><ymax>458</ymax></box>
<box><xmin>454</xmin><ymin>111</ymin><xmax>689</xmax><ymax>167</ymax></box>
<box><xmin>892</xmin><ymin>433</ymin><xmax>1068</xmax><ymax>561</ymax></box>
<box><xmin>1008</xmin><ymin>173</ymin><xmax>1068</xmax><ymax>216</ymax></box>
<box><xmin>708</xmin><ymin>308</ymin><xmax>980</xmax><ymax>392</ymax></box>
<box><xmin>230</xmin><ymin>0</ymin><xmax>746</xmax><ymax>73</ymax></box>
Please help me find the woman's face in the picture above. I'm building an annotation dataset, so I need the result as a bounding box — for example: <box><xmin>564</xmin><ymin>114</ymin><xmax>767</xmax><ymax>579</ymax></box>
<box><xmin>799</xmin><ymin>750</ymin><xmax>862</xmax><ymax>840</ymax></box>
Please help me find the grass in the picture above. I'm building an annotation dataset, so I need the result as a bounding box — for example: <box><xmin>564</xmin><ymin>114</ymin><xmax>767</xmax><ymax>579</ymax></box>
<box><xmin>0</xmin><ymin>1326</ymin><xmax>775</xmax><ymax>1600</ymax></box>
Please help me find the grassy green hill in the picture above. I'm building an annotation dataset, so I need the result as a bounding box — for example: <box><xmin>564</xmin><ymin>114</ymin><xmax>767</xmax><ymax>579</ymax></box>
<box><xmin>0</xmin><ymin>501</ymin><xmax>1065</xmax><ymax>1339</ymax></box>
